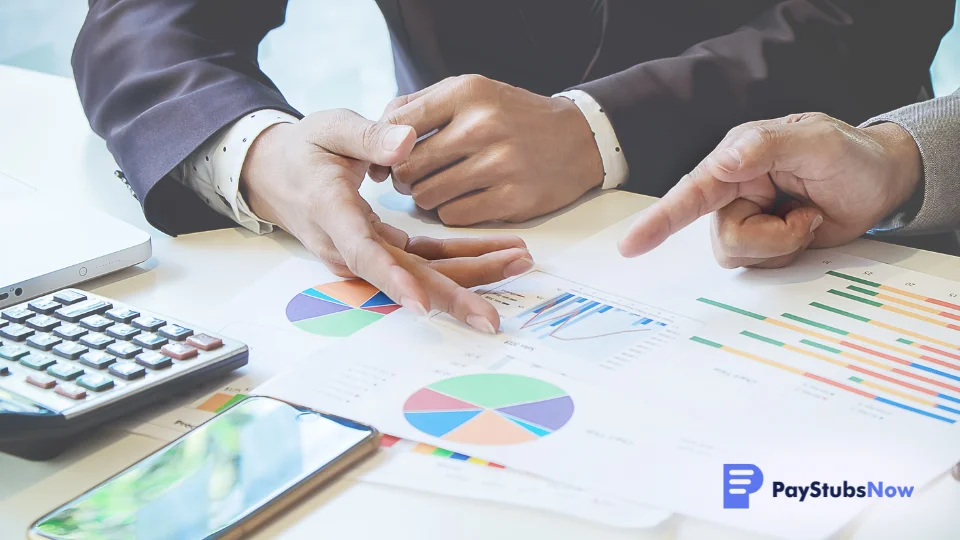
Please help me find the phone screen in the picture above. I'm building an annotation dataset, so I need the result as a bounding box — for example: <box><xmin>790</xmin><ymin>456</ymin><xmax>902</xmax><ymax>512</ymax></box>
<box><xmin>32</xmin><ymin>397</ymin><xmax>374</xmax><ymax>539</ymax></box>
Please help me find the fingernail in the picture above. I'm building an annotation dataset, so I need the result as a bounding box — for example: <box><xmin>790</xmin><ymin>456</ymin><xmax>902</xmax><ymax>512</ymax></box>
<box><xmin>503</xmin><ymin>257</ymin><xmax>535</xmax><ymax>278</ymax></box>
<box><xmin>809</xmin><ymin>215</ymin><xmax>824</xmax><ymax>233</ymax></box>
<box><xmin>400</xmin><ymin>297</ymin><xmax>428</xmax><ymax>316</ymax></box>
<box><xmin>715</xmin><ymin>148</ymin><xmax>742</xmax><ymax>173</ymax></box>
<box><xmin>467</xmin><ymin>315</ymin><xmax>497</xmax><ymax>335</ymax></box>
<box><xmin>383</xmin><ymin>126</ymin><xmax>412</xmax><ymax>152</ymax></box>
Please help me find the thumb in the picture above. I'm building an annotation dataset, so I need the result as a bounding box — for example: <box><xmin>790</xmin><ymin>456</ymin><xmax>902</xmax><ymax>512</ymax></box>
<box><xmin>311</xmin><ymin>109</ymin><xmax>417</xmax><ymax>166</ymax></box>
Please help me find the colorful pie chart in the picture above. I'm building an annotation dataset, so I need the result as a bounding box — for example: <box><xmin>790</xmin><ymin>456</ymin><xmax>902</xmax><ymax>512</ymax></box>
<box><xmin>285</xmin><ymin>280</ymin><xmax>400</xmax><ymax>337</ymax></box>
<box><xmin>403</xmin><ymin>374</ymin><xmax>574</xmax><ymax>445</ymax></box>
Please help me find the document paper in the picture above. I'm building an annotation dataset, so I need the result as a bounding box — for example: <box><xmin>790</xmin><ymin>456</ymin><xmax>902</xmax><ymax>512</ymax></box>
<box><xmin>260</xmin><ymin>217</ymin><xmax>960</xmax><ymax>539</ymax></box>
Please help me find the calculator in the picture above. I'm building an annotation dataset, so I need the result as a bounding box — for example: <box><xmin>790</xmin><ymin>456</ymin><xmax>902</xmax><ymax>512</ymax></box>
<box><xmin>0</xmin><ymin>289</ymin><xmax>248</xmax><ymax>460</ymax></box>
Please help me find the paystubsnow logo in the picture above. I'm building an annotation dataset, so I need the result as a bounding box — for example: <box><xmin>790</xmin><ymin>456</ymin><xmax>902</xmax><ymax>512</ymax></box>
<box><xmin>723</xmin><ymin>464</ymin><xmax>764</xmax><ymax>508</ymax></box>
<box><xmin>723</xmin><ymin>464</ymin><xmax>915</xmax><ymax>509</ymax></box>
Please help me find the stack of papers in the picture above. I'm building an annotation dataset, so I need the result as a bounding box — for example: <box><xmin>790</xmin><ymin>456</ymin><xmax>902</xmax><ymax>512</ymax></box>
<box><xmin>258</xmin><ymin>216</ymin><xmax>960</xmax><ymax>539</ymax></box>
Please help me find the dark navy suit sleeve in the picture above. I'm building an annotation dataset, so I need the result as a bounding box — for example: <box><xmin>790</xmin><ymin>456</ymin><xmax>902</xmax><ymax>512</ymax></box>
<box><xmin>578</xmin><ymin>0</ymin><xmax>954</xmax><ymax>198</ymax></box>
<box><xmin>72</xmin><ymin>0</ymin><xmax>302</xmax><ymax>235</ymax></box>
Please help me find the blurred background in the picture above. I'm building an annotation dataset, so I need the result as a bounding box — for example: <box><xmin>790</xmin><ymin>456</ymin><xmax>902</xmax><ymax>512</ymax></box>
<box><xmin>1</xmin><ymin>0</ymin><xmax>958</xmax><ymax>118</ymax></box>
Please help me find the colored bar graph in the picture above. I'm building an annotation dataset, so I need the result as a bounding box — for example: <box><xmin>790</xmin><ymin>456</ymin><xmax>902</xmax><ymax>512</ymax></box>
<box><xmin>690</xmin><ymin>335</ymin><xmax>956</xmax><ymax>424</ymax></box>
<box><xmin>826</xmin><ymin>289</ymin><xmax>960</xmax><ymax>331</ymax></box>
<box><xmin>810</xmin><ymin>301</ymin><xmax>960</xmax><ymax>350</ymax></box>
<box><xmin>800</xmin><ymin>338</ymin><xmax>960</xmax><ymax>396</ymax></box>
<box><xmin>408</xmin><ymin>440</ymin><xmax>505</xmax><ymax>468</ymax></box>
<box><xmin>845</xmin><ymin>285</ymin><xmax>960</xmax><ymax>322</ymax></box>
<box><xmin>738</xmin><ymin>331</ymin><xmax>960</xmax><ymax>413</ymax></box>
<box><xmin>196</xmin><ymin>392</ymin><xmax>249</xmax><ymax>413</ymax></box>
<box><xmin>827</xmin><ymin>270</ymin><xmax>960</xmax><ymax>312</ymax></box>
<box><xmin>697</xmin><ymin>298</ymin><xmax>960</xmax><ymax>386</ymax></box>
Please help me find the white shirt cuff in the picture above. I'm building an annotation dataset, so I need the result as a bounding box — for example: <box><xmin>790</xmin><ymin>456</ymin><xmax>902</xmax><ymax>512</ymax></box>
<box><xmin>176</xmin><ymin>109</ymin><xmax>299</xmax><ymax>234</ymax></box>
<box><xmin>554</xmin><ymin>90</ymin><xmax>629</xmax><ymax>190</ymax></box>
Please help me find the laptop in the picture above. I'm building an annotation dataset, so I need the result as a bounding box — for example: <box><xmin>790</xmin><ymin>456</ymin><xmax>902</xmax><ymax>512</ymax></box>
<box><xmin>0</xmin><ymin>171</ymin><xmax>151</xmax><ymax>309</ymax></box>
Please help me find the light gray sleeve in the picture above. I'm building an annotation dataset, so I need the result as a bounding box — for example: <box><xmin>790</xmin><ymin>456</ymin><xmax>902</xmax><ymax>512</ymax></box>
<box><xmin>862</xmin><ymin>91</ymin><xmax>960</xmax><ymax>236</ymax></box>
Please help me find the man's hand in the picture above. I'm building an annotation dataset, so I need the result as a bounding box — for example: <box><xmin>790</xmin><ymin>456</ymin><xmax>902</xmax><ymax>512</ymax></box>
<box><xmin>241</xmin><ymin>109</ymin><xmax>535</xmax><ymax>333</ymax></box>
<box><xmin>618</xmin><ymin>113</ymin><xmax>923</xmax><ymax>268</ymax></box>
<box><xmin>370</xmin><ymin>75</ymin><xmax>604</xmax><ymax>225</ymax></box>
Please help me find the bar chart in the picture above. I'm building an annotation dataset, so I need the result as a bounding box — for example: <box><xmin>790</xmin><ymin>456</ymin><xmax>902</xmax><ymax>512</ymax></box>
<box><xmin>692</xmin><ymin>269</ymin><xmax>960</xmax><ymax>425</ymax></box>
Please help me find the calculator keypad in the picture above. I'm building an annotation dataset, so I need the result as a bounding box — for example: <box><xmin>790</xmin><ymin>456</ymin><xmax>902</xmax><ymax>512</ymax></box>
<box><xmin>0</xmin><ymin>289</ymin><xmax>246</xmax><ymax>416</ymax></box>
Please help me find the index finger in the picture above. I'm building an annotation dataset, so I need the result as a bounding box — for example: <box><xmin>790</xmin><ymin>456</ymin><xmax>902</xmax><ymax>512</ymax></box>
<box><xmin>319</xmin><ymin>193</ymin><xmax>430</xmax><ymax>315</ymax></box>
<box><xmin>618</xmin><ymin>162</ymin><xmax>740</xmax><ymax>258</ymax></box>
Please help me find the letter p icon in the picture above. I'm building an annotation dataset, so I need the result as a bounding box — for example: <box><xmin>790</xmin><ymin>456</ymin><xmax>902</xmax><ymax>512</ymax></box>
<box><xmin>723</xmin><ymin>464</ymin><xmax>764</xmax><ymax>509</ymax></box>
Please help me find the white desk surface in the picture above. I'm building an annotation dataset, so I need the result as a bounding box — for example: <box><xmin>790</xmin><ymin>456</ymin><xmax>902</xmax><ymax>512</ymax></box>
<box><xmin>1</xmin><ymin>65</ymin><xmax>959</xmax><ymax>540</ymax></box>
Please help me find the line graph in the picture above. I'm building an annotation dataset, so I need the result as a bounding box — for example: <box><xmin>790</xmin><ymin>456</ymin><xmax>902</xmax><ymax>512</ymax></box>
<box><xmin>481</xmin><ymin>271</ymin><xmax>694</xmax><ymax>361</ymax></box>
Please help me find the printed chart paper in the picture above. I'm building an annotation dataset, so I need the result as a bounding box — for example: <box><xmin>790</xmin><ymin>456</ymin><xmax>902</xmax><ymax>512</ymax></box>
<box><xmin>260</xmin><ymin>217</ymin><xmax>960</xmax><ymax>539</ymax></box>
<box><xmin>119</xmin><ymin>258</ymin><xmax>663</xmax><ymax>528</ymax></box>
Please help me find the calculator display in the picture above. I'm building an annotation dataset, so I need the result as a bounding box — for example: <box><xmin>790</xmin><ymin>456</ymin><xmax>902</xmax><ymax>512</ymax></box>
<box><xmin>31</xmin><ymin>397</ymin><xmax>374</xmax><ymax>539</ymax></box>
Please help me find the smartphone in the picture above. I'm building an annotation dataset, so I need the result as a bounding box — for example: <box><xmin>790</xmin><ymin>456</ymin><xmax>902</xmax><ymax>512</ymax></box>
<box><xmin>28</xmin><ymin>396</ymin><xmax>379</xmax><ymax>540</ymax></box>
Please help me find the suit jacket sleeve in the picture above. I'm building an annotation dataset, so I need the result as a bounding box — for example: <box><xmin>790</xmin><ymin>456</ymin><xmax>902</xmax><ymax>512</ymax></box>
<box><xmin>72</xmin><ymin>0</ymin><xmax>302</xmax><ymax>236</ymax></box>
<box><xmin>863</xmin><ymin>91</ymin><xmax>960</xmax><ymax>236</ymax></box>
<box><xmin>577</xmin><ymin>0</ymin><xmax>954</xmax><ymax>198</ymax></box>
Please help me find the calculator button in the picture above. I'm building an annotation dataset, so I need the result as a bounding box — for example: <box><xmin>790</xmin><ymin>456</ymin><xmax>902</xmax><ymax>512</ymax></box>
<box><xmin>133</xmin><ymin>333</ymin><xmax>167</xmax><ymax>350</ymax></box>
<box><xmin>106</xmin><ymin>324</ymin><xmax>140</xmax><ymax>341</ymax></box>
<box><xmin>77</xmin><ymin>373</ymin><xmax>114</xmax><ymax>392</ymax></box>
<box><xmin>55</xmin><ymin>299</ymin><xmax>112</xmax><ymax>323</ymax></box>
<box><xmin>0</xmin><ymin>366</ymin><xmax>8</xmax><ymax>377</ymax></box>
<box><xmin>28</xmin><ymin>299</ymin><xmax>62</xmax><ymax>315</ymax></box>
<box><xmin>26</xmin><ymin>315</ymin><xmax>61</xmax><ymax>332</ymax></box>
<box><xmin>55</xmin><ymin>383</ymin><xmax>87</xmax><ymax>400</ymax></box>
<box><xmin>80</xmin><ymin>351</ymin><xmax>117</xmax><ymax>370</ymax></box>
<box><xmin>0</xmin><ymin>324</ymin><xmax>34</xmax><ymax>342</ymax></box>
<box><xmin>136</xmin><ymin>352</ymin><xmax>172</xmax><ymax>370</ymax></box>
<box><xmin>159</xmin><ymin>324</ymin><xmax>193</xmax><ymax>341</ymax></box>
<box><xmin>53</xmin><ymin>290</ymin><xmax>87</xmax><ymax>305</ymax></box>
<box><xmin>53</xmin><ymin>342</ymin><xmax>88</xmax><ymax>360</ymax></box>
<box><xmin>21</xmin><ymin>355</ymin><xmax>57</xmax><ymax>371</ymax></box>
<box><xmin>107</xmin><ymin>342</ymin><xmax>141</xmax><ymax>359</ymax></box>
<box><xmin>105</xmin><ymin>308</ymin><xmax>140</xmax><ymax>323</ymax></box>
<box><xmin>80</xmin><ymin>333</ymin><xmax>115</xmax><ymax>350</ymax></box>
<box><xmin>132</xmin><ymin>316</ymin><xmax>166</xmax><ymax>332</ymax></box>
<box><xmin>2</xmin><ymin>307</ymin><xmax>35</xmax><ymax>323</ymax></box>
<box><xmin>186</xmin><ymin>334</ymin><xmax>223</xmax><ymax>351</ymax></box>
<box><xmin>109</xmin><ymin>362</ymin><xmax>146</xmax><ymax>381</ymax></box>
<box><xmin>0</xmin><ymin>319</ymin><xmax>7</xmax><ymax>329</ymax></box>
<box><xmin>48</xmin><ymin>363</ymin><xmax>84</xmax><ymax>381</ymax></box>
<box><xmin>0</xmin><ymin>345</ymin><xmax>29</xmax><ymax>361</ymax></box>
<box><xmin>161</xmin><ymin>342</ymin><xmax>198</xmax><ymax>360</ymax></box>
<box><xmin>26</xmin><ymin>334</ymin><xmax>61</xmax><ymax>351</ymax></box>
<box><xmin>26</xmin><ymin>373</ymin><xmax>57</xmax><ymax>389</ymax></box>
<box><xmin>80</xmin><ymin>315</ymin><xmax>114</xmax><ymax>332</ymax></box>
<box><xmin>54</xmin><ymin>324</ymin><xmax>88</xmax><ymax>341</ymax></box>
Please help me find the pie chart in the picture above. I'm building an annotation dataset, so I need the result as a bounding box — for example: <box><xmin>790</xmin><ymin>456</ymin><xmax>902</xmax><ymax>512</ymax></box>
<box><xmin>285</xmin><ymin>280</ymin><xmax>400</xmax><ymax>337</ymax></box>
<box><xmin>403</xmin><ymin>374</ymin><xmax>574</xmax><ymax>445</ymax></box>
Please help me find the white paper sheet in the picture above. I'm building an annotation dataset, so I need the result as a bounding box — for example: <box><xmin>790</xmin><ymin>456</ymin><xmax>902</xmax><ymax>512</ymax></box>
<box><xmin>118</xmin><ymin>258</ymin><xmax>667</xmax><ymax>529</ymax></box>
<box><xmin>259</xmin><ymin>216</ymin><xmax>960</xmax><ymax>540</ymax></box>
